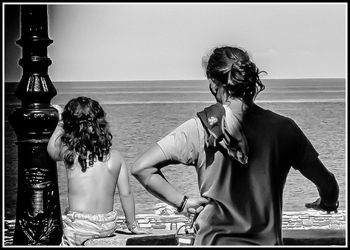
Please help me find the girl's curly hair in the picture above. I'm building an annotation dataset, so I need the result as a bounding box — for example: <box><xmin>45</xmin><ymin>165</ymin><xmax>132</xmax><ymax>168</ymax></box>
<box><xmin>61</xmin><ymin>96</ymin><xmax>113</xmax><ymax>172</ymax></box>
<box><xmin>203</xmin><ymin>46</ymin><xmax>266</xmax><ymax>105</ymax></box>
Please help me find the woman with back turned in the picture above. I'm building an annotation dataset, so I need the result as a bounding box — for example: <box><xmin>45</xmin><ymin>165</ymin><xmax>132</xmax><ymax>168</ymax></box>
<box><xmin>47</xmin><ymin>96</ymin><xmax>147</xmax><ymax>246</ymax></box>
<box><xmin>131</xmin><ymin>46</ymin><xmax>339</xmax><ymax>245</ymax></box>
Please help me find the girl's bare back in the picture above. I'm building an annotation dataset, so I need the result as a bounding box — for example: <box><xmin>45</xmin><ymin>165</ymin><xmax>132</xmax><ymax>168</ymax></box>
<box><xmin>66</xmin><ymin>151</ymin><xmax>121</xmax><ymax>214</ymax></box>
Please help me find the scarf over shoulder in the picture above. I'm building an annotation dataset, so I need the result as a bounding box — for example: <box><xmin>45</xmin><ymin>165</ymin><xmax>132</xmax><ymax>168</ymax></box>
<box><xmin>196</xmin><ymin>103</ymin><xmax>249</xmax><ymax>165</ymax></box>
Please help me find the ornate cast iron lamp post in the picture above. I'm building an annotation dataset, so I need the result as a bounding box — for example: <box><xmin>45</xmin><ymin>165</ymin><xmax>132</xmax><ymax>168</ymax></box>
<box><xmin>9</xmin><ymin>5</ymin><xmax>62</xmax><ymax>245</ymax></box>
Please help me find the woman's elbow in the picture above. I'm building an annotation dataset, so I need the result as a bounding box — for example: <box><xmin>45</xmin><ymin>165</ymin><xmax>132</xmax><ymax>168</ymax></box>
<box><xmin>131</xmin><ymin>158</ymin><xmax>150</xmax><ymax>183</ymax></box>
<box><xmin>131</xmin><ymin>159</ymin><xmax>143</xmax><ymax>178</ymax></box>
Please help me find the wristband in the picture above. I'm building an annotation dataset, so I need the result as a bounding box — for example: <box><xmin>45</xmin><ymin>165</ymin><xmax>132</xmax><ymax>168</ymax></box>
<box><xmin>177</xmin><ymin>195</ymin><xmax>189</xmax><ymax>213</ymax></box>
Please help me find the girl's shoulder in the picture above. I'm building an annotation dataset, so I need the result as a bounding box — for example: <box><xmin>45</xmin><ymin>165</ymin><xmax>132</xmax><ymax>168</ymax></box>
<box><xmin>109</xmin><ymin>149</ymin><xmax>124</xmax><ymax>160</ymax></box>
<box><xmin>107</xmin><ymin>149</ymin><xmax>125</xmax><ymax>173</ymax></box>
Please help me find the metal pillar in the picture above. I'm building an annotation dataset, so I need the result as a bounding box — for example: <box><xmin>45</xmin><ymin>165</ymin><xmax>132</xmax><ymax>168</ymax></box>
<box><xmin>9</xmin><ymin>5</ymin><xmax>63</xmax><ymax>245</ymax></box>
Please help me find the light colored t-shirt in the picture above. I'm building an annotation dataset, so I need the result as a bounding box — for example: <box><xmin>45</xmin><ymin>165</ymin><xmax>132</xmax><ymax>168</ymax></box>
<box><xmin>157</xmin><ymin>104</ymin><xmax>319</xmax><ymax>245</ymax></box>
<box><xmin>158</xmin><ymin>117</ymin><xmax>204</xmax><ymax>166</ymax></box>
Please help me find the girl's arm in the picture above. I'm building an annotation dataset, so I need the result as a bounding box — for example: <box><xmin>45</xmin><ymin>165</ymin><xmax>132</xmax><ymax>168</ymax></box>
<box><xmin>117</xmin><ymin>157</ymin><xmax>148</xmax><ymax>234</ymax></box>
<box><xmin>47</xmin><ymin>123</ymin><xmax>65</xmax><ymax>161</ymax></box>
<box><xmin>47</xmin><ymin>104</ymin><xmax>65</xmax><ymax>161</ymax></box>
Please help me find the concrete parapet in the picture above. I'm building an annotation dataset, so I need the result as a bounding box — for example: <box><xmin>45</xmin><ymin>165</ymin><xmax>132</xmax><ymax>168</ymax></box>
<box><xmin>87</xmin><ymin>209</ymin><xmax>347</xmax><ymax>246</ymax></box>
<box><xmin>86</xmin><ymin>209</ymin><xmax>347</xmax><ymax>246</ymax></box>
<box><xmin>84</xmin><ymin>229</ymin><xmax>346</xmax><ymax>246</ymax></box>
<box><xmin>109</xmin><ymin>209</ymin><xmax>346</xmax><ymax>232</ymax></box>
<box><xmin>4</xmin><ymin>209</ymin><xmax>347</xmax><ymax>246</ymax></box>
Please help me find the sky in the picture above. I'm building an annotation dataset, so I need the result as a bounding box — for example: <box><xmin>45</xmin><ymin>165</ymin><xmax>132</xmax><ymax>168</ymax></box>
<box><xmin>4</xmin><ymin>3</ymin><xmax>347</xmax><ymax>82</ymax></box>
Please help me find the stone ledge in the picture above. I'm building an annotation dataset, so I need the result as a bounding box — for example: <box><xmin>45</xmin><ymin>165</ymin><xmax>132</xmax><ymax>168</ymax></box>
<box><xmin>85</xmin><ymin>229</ymin><xmax>346</xmax><ymax>246</ymax></box>
<box><xmin>4</xmin><ymin>210</ymin><xmax>347</xmax><ymax>246</ymax></box>
<box><xmin>84</xmin><ymin>229</ymin><xmax>177</xmax><ymax>246</ymax></box>
<box><xmin>85</xmin><ymin>209</ymin><xmax>347</xmax><ymax>246</ymax></box>
<box><xmin>282</xmin><ymin>229</ymin><xmax>346</xmax><ymax>245</ymax></box>
<box><xmin>114</xmin><ymin>209</ymin><xmax>346</xmax><ymax>231</ymax></box>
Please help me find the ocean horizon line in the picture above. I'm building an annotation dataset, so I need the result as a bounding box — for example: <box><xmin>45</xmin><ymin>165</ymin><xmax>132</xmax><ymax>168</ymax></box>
<box><xmin>4</xmin><ymin>99</ymin><xmax>345</xmax><ymax>106</ymax></box>
<box><xmin>4</xmin><ymin>77</ymin><xmax>346</xmax><ymax>85</ymax></box>
<box><xmin>59</xmin><ymin>99</ymin><xmax>346</xmax><ymax>105</ymax></box>
<box><xmin>4</xmin><ymin>99</ymin><xmax>345</xmax><ymax>107</ymax></box>
<box><xmin>53</xmin><ymin>90</ymin><xmax>345</xmax><ymax>94</ymax></box>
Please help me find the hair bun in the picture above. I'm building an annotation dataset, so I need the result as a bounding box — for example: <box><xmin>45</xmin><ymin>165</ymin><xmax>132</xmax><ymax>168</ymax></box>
<box><xmin>205</xmin><ymin>46</ymin><xmax>266</xmax><ymax>104</ymax></box>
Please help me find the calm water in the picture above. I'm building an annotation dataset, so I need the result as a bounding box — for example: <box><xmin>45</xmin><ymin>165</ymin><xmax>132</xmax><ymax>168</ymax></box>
<box><xmin>4</xmin><ymin>79</ymin><xmax>346</xmax><ymax>219</ymax></box>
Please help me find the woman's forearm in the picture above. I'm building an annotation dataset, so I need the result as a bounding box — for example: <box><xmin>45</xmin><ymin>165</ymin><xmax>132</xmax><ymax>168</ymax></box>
<box><xmin>318</xmin><ymin>172</ymin><xmax>339</xmax><ymax>206</ymax></box>
<box><xmin>140</xmin><ymin>171</ymin><xmax>184</xmax><ymax>209</ymax></box>
<box><xmin>132</xmin><ymin>145</ymin><xmax>185</xmax><ymax>210</ymax></box>
<box><xmin>135</xmin><ymin>168</ymin><xmax>209</xmax><ymax>215</ymax></box>
<box><xmin>133</xmin><ymin>145</ymin><xmax>209</xmax><ymax>215</ymax></box>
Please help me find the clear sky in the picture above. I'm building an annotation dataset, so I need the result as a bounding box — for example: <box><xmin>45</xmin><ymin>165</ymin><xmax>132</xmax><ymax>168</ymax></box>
<box><xmin>4</xmin><ymin>3</ymin><xmax>347</xmax><ymax>82</ymax></box>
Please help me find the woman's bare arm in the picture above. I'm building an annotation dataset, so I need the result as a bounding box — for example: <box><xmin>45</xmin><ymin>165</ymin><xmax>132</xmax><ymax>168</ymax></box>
<box><xmin>132</xmin><ymin>144</ymin><xmax>208</xmax><ymax>214</ymax></box>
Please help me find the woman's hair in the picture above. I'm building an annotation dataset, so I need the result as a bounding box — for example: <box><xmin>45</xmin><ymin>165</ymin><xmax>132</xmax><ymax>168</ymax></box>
<box><xmin>61</xmin><ymin>96</ymin><xmax>113</xmax><ymax>172</ymax></box>
<box><xmin>203</xmin><ymin>46</ymin><xmax>266</xmax><ymax>104</ymax></box>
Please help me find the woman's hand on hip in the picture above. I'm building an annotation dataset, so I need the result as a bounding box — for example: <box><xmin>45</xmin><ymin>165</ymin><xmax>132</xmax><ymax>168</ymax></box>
<box><xmin>183</xmin><ymin>197</ymin><xmax>209</xmax><ymax>215</ymax></box>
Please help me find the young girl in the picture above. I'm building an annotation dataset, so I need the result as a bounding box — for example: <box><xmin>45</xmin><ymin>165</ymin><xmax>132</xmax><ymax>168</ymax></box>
<box><xmin>47</xmin><ymin>96</ymin><xmax>147</xmax><ymax>246</ymax></box>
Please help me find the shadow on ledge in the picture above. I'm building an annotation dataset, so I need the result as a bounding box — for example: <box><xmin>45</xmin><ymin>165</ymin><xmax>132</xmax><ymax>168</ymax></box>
<box><xmin>125</xmin><ymin>229</ymin><xmax>346</xmax><ymax>246</ymax></box>
<box><xmin>282</xmin><ymin>229</ymin><xmax>346</xmax><ymax>245</ymax></box>
<box><xmin>127</xmin><ymin>234</ymin><xmax>177</xmax><ymax>245</ymax></box>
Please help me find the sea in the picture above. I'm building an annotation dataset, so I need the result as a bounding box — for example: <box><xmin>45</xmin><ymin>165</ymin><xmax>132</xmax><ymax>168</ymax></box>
<box><xmin>4</xmin><ymin>78</ymin><xmax>347</xmax><ymax>220</ymax></box>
